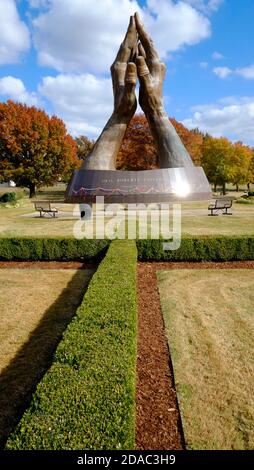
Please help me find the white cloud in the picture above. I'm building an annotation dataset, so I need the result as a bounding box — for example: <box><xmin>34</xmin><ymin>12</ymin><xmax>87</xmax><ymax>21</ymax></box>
<box><xmin>212</xmin><ymin>51</ymin><xmax>224</xmax><ymax>60</ymax></box>
<box><xmin>205</xmin><ymin>0</ymin><xmax>224</xmax><ymax>12</ymax></box>
<box><xmin>200</xmin><ymin>61</ymin><xmax>208</xmax><ymax>68</ymax></box>
<box><xmin>183</xmin><ymin>97</ymin><xmax>254</xmax><ymax>145</ymax></box>
<box><xmin>183</xmin><ymin>0</ymin><xmax>223</xmax><ymax>14</ymax></box>
<box><xmin>0</xmin><ymin>0</ymin><xmax>30</xmax><ymax>64</ymax></box>
<box><xmin>28</xmin><ymin>0</ymin><xmax>50</xmax><ymax>7</ymax></box>
<box><xmin>146</xmin><ymin>0</ymin><xmax>211</xmax><ymax>59</ymax></box>
<box><xmin>39</xmin><ymin>73</ymin><xmax>113</xmax><ymax>137</ymax></box>
<box><xmin>0</xmin><ymin>73</ymin><xmax>112</xmax><ymax>137</ymax></box>
<box><xmin>0</xmin><ymin>76</ymin><xmax>39</xmax><ymax>106</ymax></box>
<box><xmin>31</xmin><ymin>0</ymin><xmax>211</xmax><ymax>73</ymax></box>
<box><xmin>213</xmin><ymin>66</ymin><xmax>232</xmax><ymax>78</ymax></box>
<box><xmin>214</xmin><ymin>64</ymin><xmax>254</xmax><ymax>80</ymax></box>
<box><xmin>236</xmin><ymin>65</ymin><xmax>254</xmax><ymax>80</ymax></box>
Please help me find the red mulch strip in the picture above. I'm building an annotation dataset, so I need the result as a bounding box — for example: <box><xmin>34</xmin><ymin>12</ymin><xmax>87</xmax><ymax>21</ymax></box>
<box><xmin>136</xmin><ymin>259</ymin><xmax>254</xmax><ymax>450</ymax></box>
<box><xmin>136</xmin><ymin>262</ymin><xmax>185</xmax><ymax>450</ymax></box>
<box><xmin>0</xmin><ymin>261</ymin><xmax>96</xmax><ymax>269</ymax></box>
<box><xmin>142</xmin><ymin>260</ymin><xmax>254</xmax><ymax>270</ymax></box>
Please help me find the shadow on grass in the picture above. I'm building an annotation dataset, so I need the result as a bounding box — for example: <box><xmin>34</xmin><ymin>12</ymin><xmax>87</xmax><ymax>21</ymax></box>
<box><xmin>0</xmin><ymin>267</ymin><xmax>95</xmax><ymax>449</ymax></box>
<box><xmin>35</xmin><ymin>185</ymin><xmax>67</xmax><ymax>202</ymax></box>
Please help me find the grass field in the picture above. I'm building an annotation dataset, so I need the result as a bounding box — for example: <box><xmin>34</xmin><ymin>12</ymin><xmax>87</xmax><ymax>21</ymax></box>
<box><xmin>0</xmin><ymin>267</ymin><xmax>94</xmax><ymax>447</ymax></box>
<box><xmin>157</xmin><ymin>269</ymin><xmax>254</xmax><ymax>450</ymax></box>
<box><xmin>0</xmin><ymin>184</ymin><xmax>254</xmax><ymax>237</ymax></box>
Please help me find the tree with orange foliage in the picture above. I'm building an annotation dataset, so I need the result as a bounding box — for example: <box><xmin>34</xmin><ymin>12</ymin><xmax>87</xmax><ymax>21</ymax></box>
<box><xmin>0</xmin><ymin>101</ymin><xmax>79</xmax><ymax>197</ymax></box>
<box><xmin>117</xmin><ymin>114</ymin><xmax>157</xmax><ymax>170</ymax></box>
<box><xmin>117</xmin><ymin>114</ymin><xmax>203</xmax><ymax>170</ymax></box>
<box><xmin>170</xmin><ymin>119</ymin><xmax>203</xmax><ymax>166</ymax></box>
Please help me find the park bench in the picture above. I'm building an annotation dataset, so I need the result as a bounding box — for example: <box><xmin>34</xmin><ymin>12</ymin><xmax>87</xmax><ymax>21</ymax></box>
<box><xmin>34</xmin><ymin>201</ymin><xmax>58</xmax><ymax>218</ymax></box>
<box><xmin>208</xmin><ymin>199</ymin><xmax>233</xmax><ymax>216</ymax></box>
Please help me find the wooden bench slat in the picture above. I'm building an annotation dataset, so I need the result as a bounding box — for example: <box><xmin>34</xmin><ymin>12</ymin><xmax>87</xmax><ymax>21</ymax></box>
<box><xmin>208</xmin><ymin>199</ymin><xmax>233</xmax><ymax>215</ymax></box>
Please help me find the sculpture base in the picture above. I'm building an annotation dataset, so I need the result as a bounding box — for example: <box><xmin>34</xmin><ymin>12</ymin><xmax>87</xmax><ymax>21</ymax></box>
<box><xmin>66</xmin><ymin>167</ymin><xmax>211</xmax><ymax>203</ymax></box>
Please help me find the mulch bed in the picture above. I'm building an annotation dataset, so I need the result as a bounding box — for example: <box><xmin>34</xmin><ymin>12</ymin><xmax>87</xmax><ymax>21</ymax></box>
<box><xmin>136</xmin><ymin>262</ymin><xmax>185</xmax><ymax>450</ymax></box>
<box><xmin>144</xmin><ymin>260</ymin><xmax>254</xmax><ymax>270</ymax></box>
<box><xmin>0</xmin><ymin>261</ymin><xmax>96</xmax><ymax>269</ymax></box>
<box><xmin>136</xmin><ymin>259</ymin><xmax>254</xmax><ymax>450</ymax></box>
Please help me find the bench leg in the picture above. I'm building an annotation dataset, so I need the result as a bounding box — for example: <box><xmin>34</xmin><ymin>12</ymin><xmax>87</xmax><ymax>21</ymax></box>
<box><xmin>208</xmin><ymin>209</ymin><xmax>218</xmax><ymax>216</ymax></box>
<box><xmin>223</xmin><ymin>209</ymin><xmax>232</xmax><ymax>215</ymax></box>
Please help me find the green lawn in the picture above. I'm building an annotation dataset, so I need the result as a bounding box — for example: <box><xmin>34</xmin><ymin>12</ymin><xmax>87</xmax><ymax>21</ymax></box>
<box><xmin>157</xmin><ymin>269</ymin><xmax>254</xmax><ymax>450</ymax></box>
<box><xmin>1</xmin><ymin>184</ymin><xmax>254</xmax><ymax>238</ymax></box>
<box><xmin>181</xmin><ymin>204</ymin><xmax>254</xmax><ymax>235</ymax></box>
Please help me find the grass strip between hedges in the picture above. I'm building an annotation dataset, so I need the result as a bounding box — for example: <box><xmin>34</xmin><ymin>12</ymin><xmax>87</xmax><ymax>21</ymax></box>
<box><xmin>6</xmin><ymin>240</ymin><xmax>137</xmax><ymax>450</ymax></box>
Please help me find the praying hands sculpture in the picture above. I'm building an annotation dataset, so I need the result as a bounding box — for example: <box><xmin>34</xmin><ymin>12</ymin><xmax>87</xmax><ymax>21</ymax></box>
<box><xmin>83</xmin><ymin>13</ymin><xmax>194</xmax><ymax>171</ymax></box>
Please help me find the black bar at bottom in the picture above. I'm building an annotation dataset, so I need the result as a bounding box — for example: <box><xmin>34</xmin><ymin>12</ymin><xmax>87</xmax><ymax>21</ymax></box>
<box><xmin>1</xmin><ymin>450</ymin><xmax>253</xmax><ymax>468</ymax></box>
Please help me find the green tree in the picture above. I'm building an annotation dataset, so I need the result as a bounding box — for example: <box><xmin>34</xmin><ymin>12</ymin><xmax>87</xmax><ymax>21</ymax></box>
<box><xmin>202</xmin><ymin>136</ymin><xmax>234</xmax><ymax>194</ymax></box>
<box><xmin>0</xmin><ymin>101</ymin><xmax>79</xmax><ymax>197</ymax></box>
<box><xmin>229</xmin><ymin>142</ymin><xmax>252</xmax><ymax>191</ymax></box>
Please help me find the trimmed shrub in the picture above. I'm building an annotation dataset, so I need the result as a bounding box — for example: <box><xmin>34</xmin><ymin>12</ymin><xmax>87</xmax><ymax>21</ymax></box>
<box><xmin>137</xmin><ymin>236</ymin><xmax>254</xmax><ymax>261</ymax></box>
<box><xmin>0</xmin><ymin>238</ymin><xmax>109</xmax><ymax>261</ymax></box>
<box><xmin>6</xmin><ymin>240</ymin><xmax>137</xmax><ymax>450</ymax></box>
<box><xmin>0</xmin><ymin>192</ymin><xmax>17</xmax><ymax>203</ymax></box>
<box><xmin>1</xmin><ymin>236</ymin><xmax>254</xmax><ymax>262</ymax></box>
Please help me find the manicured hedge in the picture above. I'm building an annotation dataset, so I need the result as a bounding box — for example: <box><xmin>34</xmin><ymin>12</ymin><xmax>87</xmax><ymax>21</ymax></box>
<box><xmin>0</xmin><ymin>238</ymin><xmax>109</xmax><ymax>261</ymax></box>
<box><xmin>6</xmin><ymin>240</ymin><xmax>137</xmax><ymax>450</ymax></box>
<box><xmin>1</xmin><ymin>236</ymin><xmax>254</xmax><ymax>262</ymax></box>
<box><xmin>137</xmin><ymin>236</ymin><xmax>254</xmax><ymax>261</ymax></box>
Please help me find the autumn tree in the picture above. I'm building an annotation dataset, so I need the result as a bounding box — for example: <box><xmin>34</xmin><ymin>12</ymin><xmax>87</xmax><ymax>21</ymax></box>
<box><xmin>229</xmin><ymin>142</ymin><xmax>252</xmax><ymax>191</ymax></box>
<box><xmin>202</xmin><ymin>136</ymin><xmax>234</xmax><ymax>194</ymax></box>
<box><xmin>0</xmin><ymin>100</ymin><xmax>79</xmax><ymax>197</ymax></box>
<box><xmin>75</xmin><ymin>135</ymin><xmax>94</xmax><ymax>161</ymax></box>
<box><xmin>170</xmin><ymin>119</ymin><xmax>203</xmax><ymax>166</ymax></box>
<box><xmin>117</xmin><ymin>114</ymin><xmax>203</xmax><ymax>170</ymax></box>
<box><xmin>117</xmin><ymin>114</ymin><xmax>157</xmax><ymax>170</ymax></box>
<box><xmin>247</xmin><ymin>149</ymin><xmax>254</xmax><ymax>189</ymax></box>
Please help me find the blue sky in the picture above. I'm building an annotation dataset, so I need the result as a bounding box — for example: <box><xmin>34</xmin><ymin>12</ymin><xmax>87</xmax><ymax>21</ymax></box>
<box><xmin>0</xmin><ymin>0</ymin><xmax>253</xmax><ymax>145</ymax></box>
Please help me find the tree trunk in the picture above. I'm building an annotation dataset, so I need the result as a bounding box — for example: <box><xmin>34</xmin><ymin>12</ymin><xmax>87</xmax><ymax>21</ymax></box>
<box><xmin>29</xmin><ymin>183</ymin><xmax>36</xmax><ymax>198</ymax></box>
<box><xmin>214</xmin><ymin>183</ymin><xmax>217</xmax><ymax>192</ymax></box>
<box><xmin>236</xmin><ymin>183</ymin><xmax>239</xmax><ymax>192</ymax></box>
<box><xmin>247</xmin><ymin>183</ymin><xmax>250</xmax><ymax>190</ymax></box>
<box><xmin>222</xmin><ymin>182</ymin><xmax>226</xmax><ymax>195</ymax></box>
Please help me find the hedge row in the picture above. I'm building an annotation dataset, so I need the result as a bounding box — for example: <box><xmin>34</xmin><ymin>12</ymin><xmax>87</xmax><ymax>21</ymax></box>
<box><xmin>6</xmin><ymin>240</ymin><xmax>137</xmax><ymax>450</ymax></box>
<box><xmin>0</xmin><ymin>238</ymin><xmax>109</xmax><ymax>260</ymax></box>
<box><xmin>137</xmin><ymin>236</ymin><xmax>254</xmax><ymax>261</ymax></box>
<box><xmin>1</xmin><ymin>236</ymin><xmax>254</xmax><ymax>262</ymax></box>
